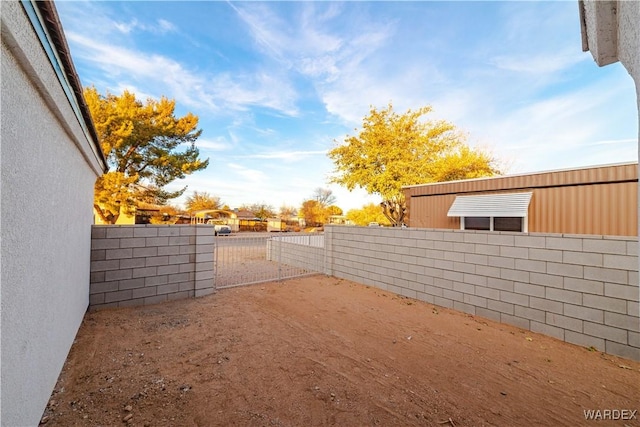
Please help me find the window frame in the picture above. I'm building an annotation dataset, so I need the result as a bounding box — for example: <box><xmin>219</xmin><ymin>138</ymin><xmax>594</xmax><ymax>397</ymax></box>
<box><xmin>460</xmin><ymin>216</ymin><xmax>527</xmax><ymax>232</ymax></box>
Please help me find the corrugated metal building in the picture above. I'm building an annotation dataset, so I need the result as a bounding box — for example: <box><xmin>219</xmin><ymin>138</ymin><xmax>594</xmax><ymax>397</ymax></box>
<box><xmin>403</xmin><ymin>162</ymin><xmax>638</xmax><ymax>236</ymax></box>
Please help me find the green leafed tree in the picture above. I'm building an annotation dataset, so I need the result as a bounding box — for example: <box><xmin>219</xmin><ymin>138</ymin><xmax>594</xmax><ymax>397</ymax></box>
<box><xmin>185</xmin><ymin>191</ymin><xmax>223</xmax><ymax>212</ymax></box>
<box><xmin>328</xmin><ymin>103</ymin><xmax>499</xmax><ymax>226</ymax></box>
<box><xmin>86</xmin><ymin>87</ymin><xmax>209</xmax><ymax>223</ymax></box>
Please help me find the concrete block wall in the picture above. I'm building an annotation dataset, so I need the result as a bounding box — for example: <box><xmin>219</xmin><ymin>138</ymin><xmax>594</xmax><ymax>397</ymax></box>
<box><xmin>268</xmin><ymin>236</ymin><xmax>325</xmax><ymax>273</ymax></box>
<box><xmin>90</xmin><ymin>225</ymin><xmax>215</xmax><ymax>309</ymax></box>
<box><xmin>323</xmin><ymin>226</ymin><xmax>640</xmax><ymax>361</ymax></box>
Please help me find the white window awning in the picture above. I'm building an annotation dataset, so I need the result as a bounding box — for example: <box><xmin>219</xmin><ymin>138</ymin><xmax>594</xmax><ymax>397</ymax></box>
<box><xmin>447</xmin><ymin>192</ymin><xmax>532</xmax><ymax>217</ymax></box>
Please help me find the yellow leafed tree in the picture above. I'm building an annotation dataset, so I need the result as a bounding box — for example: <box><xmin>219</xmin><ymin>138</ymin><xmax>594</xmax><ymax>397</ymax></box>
<box><xmin>184</xmin><ymin>191</ymin><xmax>223</xmax><ymax>213</ymax></box>
<box><xmin>328</xmin><ymin>103</ymin><xmax>499</xmax><ymax>226</ymax></box>
<box><xmin>299</xmin><ymin>188</ymin><xmax>342</xmax><ymax>226</ymax></box>
<box><xmin>85</xmin><ymin>87</ymin><xmax>209</xmax><ymax>223</ymax></box>
<box><xmin>346</xmin><ymin>203</ymin><xmax>390</xmax><ymax>226</ymax></box>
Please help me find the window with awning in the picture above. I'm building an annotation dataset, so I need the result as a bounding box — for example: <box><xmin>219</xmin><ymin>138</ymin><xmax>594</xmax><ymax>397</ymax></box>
<box><xmin>447</xmin><ymin>192</ymin><xmax>532</xmax><ymax>232</ymax></box>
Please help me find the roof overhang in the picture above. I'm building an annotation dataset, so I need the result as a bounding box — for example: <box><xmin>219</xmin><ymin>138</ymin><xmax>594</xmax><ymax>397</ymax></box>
<box><xmin>18</xmin><ymin>0</ymin><xmax>108</xmax><ymax>173</ymax></box>
<box><xmin>579</xmin><ymin>0</ymin><xmax>619</xmax><ymax>66</ymax></box>
<box><xmin>447</xmin><ymin>192</ymin><xmax>532</xmax><ymax>218</ymax></box>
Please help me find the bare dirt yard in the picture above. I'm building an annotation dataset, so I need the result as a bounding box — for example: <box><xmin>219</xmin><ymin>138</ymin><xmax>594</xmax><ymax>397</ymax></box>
<box><xmin>44</xmin><ymin>275</ymin><xmax>639</xmax><ymax>426</ymax></box>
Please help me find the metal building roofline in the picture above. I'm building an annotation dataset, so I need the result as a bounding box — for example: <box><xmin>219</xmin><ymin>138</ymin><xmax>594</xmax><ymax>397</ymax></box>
<box><xmin>402</xmin><ymin>161</ymin><xmax>638</xmax><ymax>190</ymax></box>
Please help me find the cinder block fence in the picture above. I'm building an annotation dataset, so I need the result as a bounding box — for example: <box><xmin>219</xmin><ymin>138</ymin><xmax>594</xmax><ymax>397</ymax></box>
<box><xmin>89</xmin><ymin>225</ymin><xmax>214</xmax><ymax>309</ymax></box>
<box><xmin>267</xmin><ymin>234</ymin><xmax>325</xmax><ymax>272</ymax></box>
<box><xmin>321</xmin><ymin>226</ymin><xmax>639</xmax><ymax>361</ymax></box>
<box><xmin>88</xmin><ymin>224</ymin><xmax>639</xmax><ymax>361</ymax></box>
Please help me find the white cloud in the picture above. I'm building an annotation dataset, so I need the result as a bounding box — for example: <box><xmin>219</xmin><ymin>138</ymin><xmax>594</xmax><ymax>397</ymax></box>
<box><xmin>114</xmin><ymin>19</ymin><xmax>138</xmax><ymax>34</ymax></box>
<box><xmin>194</xmin><ymin>138</ymin><xmax>232</xmax><ymax>152</ymax></box>
<box><xmin>231</xmin><ymin>1</ymin><xmax>395</xmax><ymax>84</ymax></box>
<box><xmin>489</xmin><ymin>51</ymin><xmax>587</xmax><ymax>75</ymax></box>
<box><xmin>586</xmin><ymin>138</ymin><xmax>638</xmax><ymax>147</ymax></box>
<box><xmin>233</xmin><ymin>150</ymin><xmax>327</xmax><ymax>161</ymax></box>
<box><xmin>227</xmin><ymin>163</ymin><xmax>267</xmax><ymax>183</ymax></box>
<box><xmin>157</xmin><ymin>19</ymin><xmax>176</xmax><ymax>34</ymax></box>
<box><xmin>113</xmin><ymin>17</ymin><xmax>176</xmax><ymax>35</ymax></box>
<box><xmin>463</xmin><ymin>70</ymin><xmax>638</xmax><ymax>173</ymax></box>
<box><xmin>57</xmin><ymin>1</ymin><xmax>637</xmax><ymax>214</ymax></box>
<box><xmin>64</xmin><ymin>31</ymin><xmax>299</xmax><ymax>116</ymax></box>
<box><xmin>228</xmin><ymin>2</ymin><xmax>289</xmax><ymax>61</ymax></box>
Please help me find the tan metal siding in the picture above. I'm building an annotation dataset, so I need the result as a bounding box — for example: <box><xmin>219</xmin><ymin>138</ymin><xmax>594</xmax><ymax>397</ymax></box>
<box><xmin>408</xmin><ymin>194</ymin><xmax>459</xmax><ymax>229</ymax></box>
<box><xmin>407</xmin><ymin>163</ymin><xmax>637</xmax><ymax>196</ymax></box>
<box><xmin>528</xmin><ymin>182</ymin><xmax>637</xmax><ymax>236</ymax></box>
<box><xmin>404</xmin><ymin>163</ymin><xmax>638</xmax><ymax>236</ymax></box>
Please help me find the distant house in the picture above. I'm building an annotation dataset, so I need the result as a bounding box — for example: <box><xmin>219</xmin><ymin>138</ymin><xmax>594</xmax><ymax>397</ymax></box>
<box><xmin>234</xmin><ymin>209</ymin><xmax>256</xmax><ymax>219</ymax></box>
<box><xmin>266</xmin><ymin>217</ymin><xmax>305</xmax><ymax>232</ymax></box>
<box><xmin>404</xmin><ymin>162</ymin><xmax>638</xmax><ymax>236</ymax></box>
<box><xmin>1</xmin><ymin>2</ymin><xmax>107</xmax><ymax>425</ymax></box>
<box><xmin>327</xmin><ymin>215</ymin><xmax>353</xmax><ymax>225</ymax></box>
<box><xmin>191</xmin><ymin>208</ymin><xmax>237</xmax><ymax>222</ymax></box>
<box><xmin>233</xmin><ymin>209</ymin><xmax>267</xmax><ymax>232</ymax></box>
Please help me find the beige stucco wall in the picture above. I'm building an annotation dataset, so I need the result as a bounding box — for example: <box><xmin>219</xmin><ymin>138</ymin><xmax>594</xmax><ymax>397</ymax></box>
<box><xmin>581</xmin><ymin>0</ymin><xmax>640</xmax><ymax>325</ymax></box>
<box><xmin>616</xmin><ymin>3</ymin><xmax>640</xmax><ymax>294</ymax></box>
<box><xmin>614</xmin><ymin>1</ymin><xmax>640</xmax><ymax>171</ymax></box>
<box><xmin>616</xmin><ymin>2</ymin><xmax>640</xmax><ymax>87</ymax></box>
<box><xmin>1</xmin><ymin>2</ymin><xmax>105</xmax><ymax>425</ymax></box>
<box><xmin>617</xmin><ymin>3</ymin><xmax>640</xmax><ymax>210</ymax></box>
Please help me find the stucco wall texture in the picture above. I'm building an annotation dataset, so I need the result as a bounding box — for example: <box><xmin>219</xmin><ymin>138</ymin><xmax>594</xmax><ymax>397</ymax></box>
<box><xmin>582</xmin><ymin>0</ymin><xmax>640</xmax><ymax>273</ymax></box>
<box><xmin>606</xmin><ymin>1</ymin><xmax>640</xmax><ymax>194</ymax></box>
<box><xmin>1</xmin><ymin>2</ymin><xmax>104</xmax><ymax>425</ymax></box>
<box><xmin>616</xmin><ymin>1</ymin><xmax>640</xmax><ymax>86</ymax></box>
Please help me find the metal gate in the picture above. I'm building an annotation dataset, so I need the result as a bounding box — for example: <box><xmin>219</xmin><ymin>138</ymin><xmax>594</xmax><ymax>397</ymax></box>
<box><xmin>213</xmin><ymin>233</ymin><xmax>322</xmax><ymax>289</ymax></box>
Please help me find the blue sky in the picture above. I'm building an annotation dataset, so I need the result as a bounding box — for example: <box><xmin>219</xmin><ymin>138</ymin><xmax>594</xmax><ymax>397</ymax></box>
<box><xmin>55</xmin><ymin>1</ymin><xmax>638</xmax><ymax>212</ymax></box>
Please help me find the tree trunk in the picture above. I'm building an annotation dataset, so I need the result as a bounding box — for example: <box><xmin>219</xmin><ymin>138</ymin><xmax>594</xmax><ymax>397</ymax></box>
<box><xmin>380</xmin><ymin>200</ymin><xmax>406</xmax><ymax>227</ymax></box>
<box><xmin>94</xmin><ymin>204</ymin><xmax>119</xmax><ymax>224</ymax></box>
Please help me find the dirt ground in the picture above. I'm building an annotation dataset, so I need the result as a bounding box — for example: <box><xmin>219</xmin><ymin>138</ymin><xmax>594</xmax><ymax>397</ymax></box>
<box><xmin>44</xmin><ymin>275</ymin><xmax>639</xmax><ymax>427</ymax></box>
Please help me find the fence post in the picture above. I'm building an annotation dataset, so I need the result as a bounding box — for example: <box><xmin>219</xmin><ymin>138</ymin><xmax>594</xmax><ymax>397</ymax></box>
<box><xmin>277</xmin><ymin>235</ymin><xmax>282</xmax><ymax>282</ymax></box>
<box><xmin>212</xmin><ymin>234</ymin><xmax>217</xmax><ymax>291</ymax></box>
<box><xmin>194</xmin><ymin>225</ymin><xmax>215</xmax><ymax>297</ymax></box>
<box><xmin>323</xmin><ymin>227</ymin><xmax>329</xmax><ymax>276</ymax></box>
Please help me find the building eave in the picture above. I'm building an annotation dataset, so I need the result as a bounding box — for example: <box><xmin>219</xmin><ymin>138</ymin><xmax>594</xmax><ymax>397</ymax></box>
<box><xmin>580</xmin><ymin>0</ymin><xmax>619</xmax><ymax>67</ymax></box>
<box><xmin>27</xmin><ymin>0</ymin><xmax>108</xmax><ymax>173</ymax></box>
